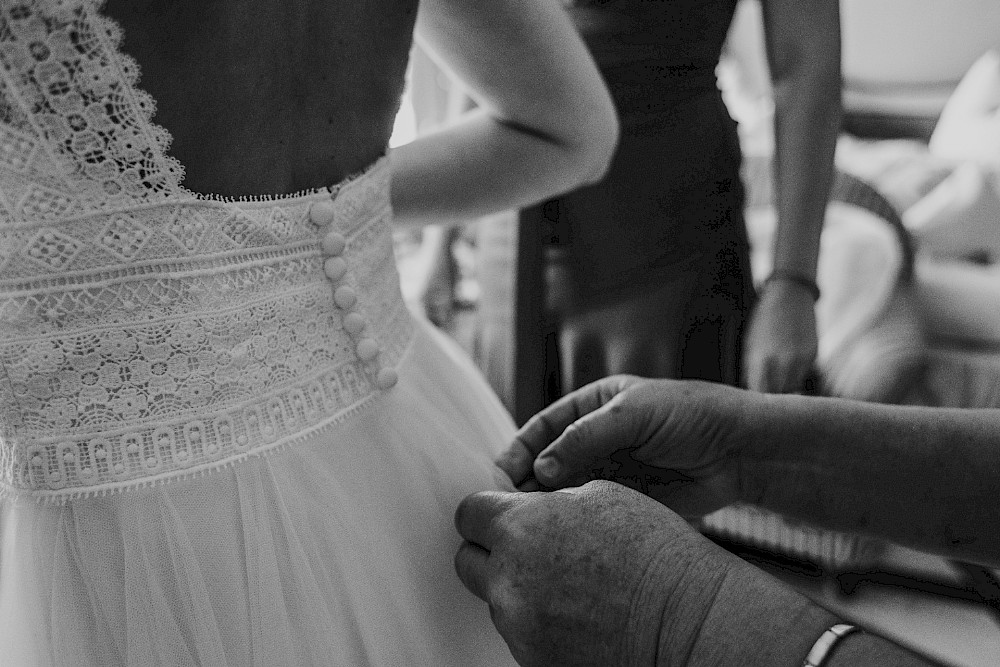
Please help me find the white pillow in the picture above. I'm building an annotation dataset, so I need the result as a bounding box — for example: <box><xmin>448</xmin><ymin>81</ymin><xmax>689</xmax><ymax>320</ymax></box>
<box><xmin>929</xmin><ymin>50</ymin><xmax>1000</xmax><ymax>165</ymax></box>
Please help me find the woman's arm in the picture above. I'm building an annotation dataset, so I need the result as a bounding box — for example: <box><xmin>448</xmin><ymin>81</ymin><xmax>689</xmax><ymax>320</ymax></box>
<box><xmin>681</xmin><ymin>541</ymin><xmax>939</xmax><ymax>666</ymax></box>
<box><xmin>760</xmin><ymin>0</ymin><xmax>841</xmax><ymax>277</ymax></box>
<box><xmin>389</xmin><ymin>0</ymin><xmax>619</xmax><ymax>227</ymax></box>
<box><xmin>744</xmin><ymin>0</ymin><xmax>842</xmax><ymax>392</ymax></box>
<box><xmin>505</xmin><ymin>375</ymin><xmax>1000</xmax><ymax>567</ymax></box>
<box><xmin>455</xmin><ymin>480</ymin><xmax>940</xmax><ymax>666</ymax></box>
<box><xmin>744</xmin><ymin>394</ymin><xmax>1000</xmax><ymax>567</ymax></box>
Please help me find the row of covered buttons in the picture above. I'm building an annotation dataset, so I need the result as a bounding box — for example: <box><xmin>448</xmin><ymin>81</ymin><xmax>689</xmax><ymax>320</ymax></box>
<box><xmin>312</xmin><ymin>200</ymin><xmax>398</xmax><ymax>390</ymax></box>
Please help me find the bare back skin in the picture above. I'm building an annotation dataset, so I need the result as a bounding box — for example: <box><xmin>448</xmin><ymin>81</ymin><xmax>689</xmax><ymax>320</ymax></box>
<box><xmin>104</xmin><ymin>0</ymin><xmax>419</xmax><ymax>197</ymax></box>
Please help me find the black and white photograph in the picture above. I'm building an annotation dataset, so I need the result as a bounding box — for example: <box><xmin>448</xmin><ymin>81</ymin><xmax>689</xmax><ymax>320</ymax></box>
<box><xmin>0</xmin><ymin>1</ymin><xmax>998</xmax><ymax>665</ymax></box>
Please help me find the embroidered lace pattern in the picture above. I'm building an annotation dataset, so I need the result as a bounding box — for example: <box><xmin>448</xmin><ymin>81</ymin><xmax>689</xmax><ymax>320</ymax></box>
<box><xmin>0</xmin><ymin>1</ymin><xmax>414</xmax><ymax>501</ymax></box>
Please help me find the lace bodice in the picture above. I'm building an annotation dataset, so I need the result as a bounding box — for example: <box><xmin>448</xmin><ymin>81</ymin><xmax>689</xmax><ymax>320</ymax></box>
<box><xmin>0</xmin><ymin>1</ymin><xmax>412</xmax><ymax>501</ymax></box>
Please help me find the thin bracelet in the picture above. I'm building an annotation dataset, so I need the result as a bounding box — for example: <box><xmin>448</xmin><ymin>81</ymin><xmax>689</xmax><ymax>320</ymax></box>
<box><xmin>802</xmin><ymin>623</ymin><xmax>859</xmax><ymax>667</ymax></box>
<box><xmin>762</xmin><ymin>269</ymin><xmax>821</xmax><ymax>302</ymax></box>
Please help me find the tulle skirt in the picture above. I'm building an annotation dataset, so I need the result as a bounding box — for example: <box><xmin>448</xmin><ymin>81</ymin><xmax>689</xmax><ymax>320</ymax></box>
<box><xmin>0</xmin><ymin>316</ymin><xmax>518</xmax><ymax>666</ymax></box>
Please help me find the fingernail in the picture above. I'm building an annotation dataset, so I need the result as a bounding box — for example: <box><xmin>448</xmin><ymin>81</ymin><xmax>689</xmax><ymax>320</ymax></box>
<box><xmin>535</xmin><ymin>456</ymin><xmax>559</xmax><ymax>480</ymax></box>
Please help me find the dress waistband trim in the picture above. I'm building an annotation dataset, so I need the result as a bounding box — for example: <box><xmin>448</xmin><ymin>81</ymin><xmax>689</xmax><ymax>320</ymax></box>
<box><xmin>14</xmin><ymin>332</ymin><xmax>416</xmax><ymax>505</ymax></box>
<box><xmin>0</xmin><ymin>157</ymin><xmax>415</xmax><ymax>503</ymax></box>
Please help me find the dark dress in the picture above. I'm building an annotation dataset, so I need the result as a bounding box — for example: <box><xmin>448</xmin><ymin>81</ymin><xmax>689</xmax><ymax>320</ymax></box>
<box><xmin>535</xmin><ymin>0</ymin><xmax>752</xmax><ymax>400</ymax></box>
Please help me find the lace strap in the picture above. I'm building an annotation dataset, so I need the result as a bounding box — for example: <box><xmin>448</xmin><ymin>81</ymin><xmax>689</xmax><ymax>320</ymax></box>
<box><xmin>0</xmin><ymin>0</ymin><xmax>184</xmax><ymax>228</ymax></box>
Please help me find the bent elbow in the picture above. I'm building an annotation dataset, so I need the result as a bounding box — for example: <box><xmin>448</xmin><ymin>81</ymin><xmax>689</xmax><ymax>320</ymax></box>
<box><xmin>570</xmin><ymin>108</ymin><xmax>620</xmax><ymax>187</ymax></box>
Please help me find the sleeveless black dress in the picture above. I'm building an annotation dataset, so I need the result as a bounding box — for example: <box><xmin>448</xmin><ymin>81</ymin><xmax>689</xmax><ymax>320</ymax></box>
<box><xmin>538</xmin><ymin>0</ymin><xmax>752</xmax><ymax>396</ymax></box>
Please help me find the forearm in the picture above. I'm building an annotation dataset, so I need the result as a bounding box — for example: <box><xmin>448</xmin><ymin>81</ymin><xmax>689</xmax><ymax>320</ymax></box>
<box><xmin>661</xmin><ymin>546</ymin><xmax>836</xmax><ymax>666</ymax></box>
<box><xmin>673</xmin><ymin>543</ymin><xmax>938</xmax><ymax>666</ymax></box>
<box><xmin>769</xmin><ymin>68</ymin><xmax>840</xmax><ymax>279</ymax></box>
<box><xmin>763</xmin><ymin>0</ymin><xmax>842</xmax><ymax>279</ymax></box>
<box><xmin>390</xmin><ymin>110</ymin><xmax>608</xmax><ymax>226</ymax></box>
<box><xmin>741</xmin><ymin>393</ymin><xmax>1000</xmax><ymax>566</ymax></box>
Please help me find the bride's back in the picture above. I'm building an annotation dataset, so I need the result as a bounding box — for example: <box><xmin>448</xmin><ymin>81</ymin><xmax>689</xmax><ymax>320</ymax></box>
<box><xmin>104</xmin><ymin>0</ymin><xmax>419</xmax><ymax>197</ymax></box>
<box><xmin>0</xmin><ymin>2</ymin><xmax>612</xmax><ymax>664</ymax></box>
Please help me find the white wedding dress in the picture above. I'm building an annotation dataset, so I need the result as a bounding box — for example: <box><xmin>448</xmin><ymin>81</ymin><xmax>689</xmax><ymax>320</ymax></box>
<box><xmin>0</xmin><ymin>2</ymin><xmax>518</xmax><ymax>665</ymax></box>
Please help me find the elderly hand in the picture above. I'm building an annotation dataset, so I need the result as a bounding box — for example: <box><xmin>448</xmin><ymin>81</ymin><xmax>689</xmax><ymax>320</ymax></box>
<box><xmin>742</xmin><ymin>282</ymin><xmax>818</xmax><ymax>394</ymax></box>
<box><xmin>496</xmin><ymin>375</ymin><xmax>754</xmax><ymax>518</ymax></box>
<box><xmin>455</xmin><ymin>480</ymin><xmax>930</xmax><ymax>667</ymax></box>
<box><xmin>454</xmin><ymin>480</ymin><xmax>737</xmax><ymax>667</ymax></box>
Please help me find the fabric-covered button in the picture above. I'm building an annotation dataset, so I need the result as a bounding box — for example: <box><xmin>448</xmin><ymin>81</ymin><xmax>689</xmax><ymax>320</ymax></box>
<box><xmin>356</xmin><ymin>338</ymin><xmax>379</xmax><ymax>361</ymax></box>
<box><xmin>310</xmin><ymin>200</ymin><xmax>337</xmax><ymax>226</ymax></box>
<box><xmin>376</xmin><ymin>368</ymin><xmax>399</xmax><ymax>390</ymax></box>
<box><xmin>342</xmin><ymin>312</ymin><xmax>366</xmax><ymax>336</ymax></box>
<box><xmin>323</xmin><ymin>256</ymin><xmax>348</xmax><ymax>281</ymax></box>
<box><xmin>322</xmin><ymin>232</ymin><xmax>346</xmax><ymax>256</ymax></box>
<box><xmin>333</xmin><ymin>285</ymin><xmax>357</xmax><ymax>309</ymax></box>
